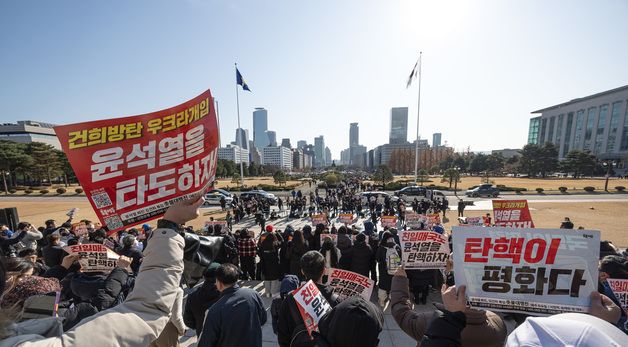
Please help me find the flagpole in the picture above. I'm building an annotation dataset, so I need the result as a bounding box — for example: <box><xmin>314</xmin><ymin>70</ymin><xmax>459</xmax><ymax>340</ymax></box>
<box><xmin>235</xmin><ymin>63</ymin><xmax>245</xmax><ymax>188</ymax></box>
<box><xmin>414</xmin><ymin>52</ymin><xmax>422</xmax><ymax>184</ymax></box>
<box><xmin>215</xmin><ymin>98</ymin><xmax>221</xmax><ymax>148</ymax></box>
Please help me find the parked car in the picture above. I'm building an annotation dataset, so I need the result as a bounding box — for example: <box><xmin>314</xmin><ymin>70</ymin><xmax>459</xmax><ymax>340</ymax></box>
<box><xmin>212</xmin><ymin>188</ymin><xmax>233</xmax><ymax>198</ymax></box>
<box><xmin>465</xmin><ymin>184</ymin><xmax>499</xmax><ymax>198</ymax></box>
<box><xmin>394</xmin><ymin>186</ymin><xmax>428</xmax><ymax>200</ymax></box>
<box><xmin>240</xmin><ymin>189</ymin><xmax>278</xmax><ymax>205</ymax></box>
<box><xmin>430</xmin><ymin>190</ymin><xmax>446</xmax><ymax>201</ymax></box>
<box><xmin>204</xmin><ymin>190</ymin><xmax>233</xmax><ymax>206</ymax></box>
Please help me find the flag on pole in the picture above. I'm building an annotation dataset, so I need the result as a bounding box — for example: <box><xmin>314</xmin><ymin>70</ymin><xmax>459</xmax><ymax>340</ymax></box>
<box><xmin>406</xmin><ymin>55</ymin><xmax>421</xmax><ymax>88</ymax></box>
<box><xmin>236</xmin><ymin>68</ymin><xmax>251</xmax><ymax>92</ymax></box>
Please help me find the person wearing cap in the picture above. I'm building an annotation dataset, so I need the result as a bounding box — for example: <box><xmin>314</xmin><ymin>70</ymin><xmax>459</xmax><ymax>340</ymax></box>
<box><xmin>184</xmin><ymin>262</ymin><xmax>221</xmax><ymax>337</ymax></box>
<box><xmin>270</xmin><ymin>275</ymin><xmax>300</xmax><ymax>334</ymax></box>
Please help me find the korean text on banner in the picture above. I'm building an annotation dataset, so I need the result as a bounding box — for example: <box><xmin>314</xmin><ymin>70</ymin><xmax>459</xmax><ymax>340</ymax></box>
<box><xmin>451</xmin><ymin>226</ymin><xmax>600</xmax><ymax>315</ymax></box>
<box><xmin>607</xmin><ymin>279</ymin><xmax>628</xmax><ymax>312</ymax></box>
<box><xmin>311</xmin><ymin>214</ymin><xmax>328</xmax><ymax>226</ymax></box>
<box><xmin>54</xmin><ymin>90</ymin><xmax>219</xmax><ymax>235</ymax></box>
<box><xmin>492</xmin><ymin>200</ymin><xmax>535</xmax><ymax>228</ymax></box>
<box><xmin>293</xmin><ymin>280</ymin><xmax>332</xmax><ymax>337</ymax></box>
<box><xmin>325</xmin><ymin>268</ymin><xmax>374</xmax><ymax>301</ymax></box>
<box><xmin>405</xmin><ymin>212</ymin><xmax>425</xmax><ymax>229</ymax></box>
<box><xmin>380</xmin><ymin>216</ymin><xmax>397</xmax><ymax>228</ymax></box>
<box><xmin>338</xmin><ymin>213</ymin><xmax>354</xmax><ymax>224</ymax></box>
<box><xmin>400</xmin><ymin>230</ymin><xmax>449</xmax><ymax>269</ymax></box>
<box><xmin>64</xmin><ymin>244</ymin><xmax>120</xmax><ymax>272</ymax></box>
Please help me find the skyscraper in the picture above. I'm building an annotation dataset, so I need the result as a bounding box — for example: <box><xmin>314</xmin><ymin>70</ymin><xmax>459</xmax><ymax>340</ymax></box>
<box><xmin>253</xmin><ymin>108</ymin><xmax>269</xmax><ymax>148</ymax></box>
<box><xmin>266</xmin><ymin>131</ymin><xmax>277</xmax><ymax>147</ymax></box>
<box><xmin>281</xmin><ymin>138</ymin><xmax>292</xmax><ymax>148</ymax></box>
<box><xmin>349</xmin><ymin>122</ymin><xmax>359</xmax><ymax>147</ymax></box>
<box><xmin>432</xmin><ymin>133</ymin><xmax>442</xmax><ymax>147</ymax></box>
<box><xmin>389</xmin><ymin>107</ymin><xmax>408</xmax><ymax>144</ymax></box>
<box><xmin>235</xmin><ymin>128</ymin><xmax>249</xmax><ymax>150</ymax></box>
<box><xmin>297</xmin><ymin>140</ymin><xmax>307</xmax><ymax>149</ymax></box>
<box><xmin>325</xmin><ymin>147</ymin><xmax>332</xmax><ymax>166</ymax></box>
<box><xmin>314</xmin><ymin>136</ymin><xmax>325</xmax><ymax>167</ymax></box>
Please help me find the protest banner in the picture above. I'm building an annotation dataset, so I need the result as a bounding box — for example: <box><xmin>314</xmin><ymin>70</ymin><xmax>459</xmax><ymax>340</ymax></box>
<box><xmin>64</xmin><ymin>244</ymin><xmax>120</xmax><ymax>272</ymax></box>
<box><xmin>607</xmin><ymin>279</ymin><xmax>628</xmax><ymax>312</ymax></box>
<box><xmin>405</xmin><ymin>212</ymin><xmax>425</xmax><ymax>229</ymax></box>
<box><xmin>492</xmin><ymin>200</ymin><xmax>535</xmax><ymax>228</ymax></box>
<box><xmin>426</xmin><ymin>213</ymin><xmax>441</xmax><ymax>229</ymax></box>
<box><xmin>337</xmin><ymin>213</ymin><xmax>354</xmax><ymax>224</ymax></box>
<box><xmin>380</xmin><ymin>215</ymin><xmax>397</xmax><ymax>228</ymax></box>
<box><xmin>452</xmin><ymin>226</ymin><xmax>599</xmax><ymax>315</ymax></box>
<box><xmin>54</xmin><ymin>90</ymin><xmax>219</xmax><ymax>235</ymax></box>
<box><xmin>325</xmin><ymin>268</ymin><xmax>374</xmax><ymax>301</ymax></box>
<box><xmin>292</xmin><ymin>280</ymin><xmax>333</xmax><ymax>337</ymax></box>
<box><xmin>459</xmin><ymin>216</ymin><xmax>483</xmax><ymax>227</ymax></box>
<box><xmin>103</xmin><ymin>238</ymin><xmax>116</xmax><ymax>250</ymax></box>
<box><xmin>311</xmin><ymin>213</ymin><xmax>328</xmax><ymax>226</ymax></box>
<box><xmin>400</xmin><ymin>230</ymin><xmax>450</xmax><ymax>269</ymax></box>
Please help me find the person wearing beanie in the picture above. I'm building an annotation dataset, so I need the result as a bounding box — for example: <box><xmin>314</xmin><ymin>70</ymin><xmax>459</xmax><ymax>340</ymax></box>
<box><xmin>183</xmin><ymin>263</ymin><xmax>221</xmax><ymax>337</ymax></box>
<box><xmin>316</xmin><ymin>296</ymin><xmax>384</xmax><ymax>347</ymax></box>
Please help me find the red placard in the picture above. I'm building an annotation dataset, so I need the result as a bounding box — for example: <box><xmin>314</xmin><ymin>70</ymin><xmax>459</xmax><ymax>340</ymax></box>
<box><xmin>492</xmin><ymin>200</ymin><xmax>535</xmax><ymax>228</ymax></box>
<box><xmin>55</xmin><ymin>90</ymin><xmax>218</xmax><ymax>235</ymax></box>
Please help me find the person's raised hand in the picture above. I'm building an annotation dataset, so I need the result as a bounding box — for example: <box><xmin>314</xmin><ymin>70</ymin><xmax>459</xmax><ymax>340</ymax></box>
<box><xmin>441</xmin><ymin>284</ymin><xmax>467</xmax><ymax>313</ymax></box>
<box><xmin>116</xmin><ymin>255</ymin><xmax>132</xmax><ymax>271</ymax></box>
<box><xmin>61</xmin><ymin>254</ymin><xmax>79</xmax><ymax>269</ymax></box>
<box><xmin>394</xmin><ymin>264</ymin><xmax>407</xmax><ymax>277</ymax></box>
<box><xmin>163</xmin><ymin>195</ymin><xmax>206</xmax><ymax>225</ymax></box>
<box><xmin>588</xmin><ymin>291</ymin><xmax>621</xmax><ymax>324</ymax></box>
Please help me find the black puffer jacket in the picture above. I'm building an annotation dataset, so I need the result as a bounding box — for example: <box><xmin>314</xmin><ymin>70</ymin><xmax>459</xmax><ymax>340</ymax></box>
<box><xmin>183</xmin><ymin>279</ymin><xmax>221</xmax><ymax>336</ymax></box>
<box><xmin>70</xmin><ymin>268</ymin><xmax>129</xmax><ymax>311</ymax></box>
<box><xmin>350</xmin><ymin>240</ymin><xmax>374</xmax><ymax>278</ymax></box>
<box><xmin>336</xmin><ymin>234</ymin><xmax>353</xmax><ymax>270</ymax></box>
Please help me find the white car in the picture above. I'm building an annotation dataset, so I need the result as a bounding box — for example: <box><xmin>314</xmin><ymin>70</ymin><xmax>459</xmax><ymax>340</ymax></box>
<box><xmin>203</xmin><ymin>191</ymin><xmax>233</xmax><ymax>206</ymax></box>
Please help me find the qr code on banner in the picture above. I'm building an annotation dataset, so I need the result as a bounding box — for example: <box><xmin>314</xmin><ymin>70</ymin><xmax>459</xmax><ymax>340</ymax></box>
<box><xmin>104</xmin><ymin>215</ymin><xmax>123</xmax><ymax>230</ymax></box>
<box><xmin>92</xmin><ymin>192</ymin><xmax>113</xmax><ymax>209</ymax></box>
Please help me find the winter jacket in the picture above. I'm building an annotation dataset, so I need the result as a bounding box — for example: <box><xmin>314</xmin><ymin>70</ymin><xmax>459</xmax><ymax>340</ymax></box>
<box><xmin>42</xmin><ymin>244</ymin><xmax>66</xmax><ymax>267</ymax></box>
<box><xmin>0</xmin><ymin>227</ymin><xmax>184</xmax><ymax>347</ymax></box>
<box><xmin>197</xmin><ymin>285</ymin><xmax>267</xmax><ymax>347</ymax></box>
<box><xmin>0</xmin><ymin>230</ymin><xmax>26</xmax><ymax>257</ymax></box>
<box><xmin>317</xmin><ymin>296</ymin><xmax>384</xmax><ymax>347</ymax></box>
<box><xmin>259</xmin><ymin>248</ymin><xmax>282</xmax><ymax>281</ymax></box>
<box><xmin>287</xmin><ymin>241</ymin><xmax>308</xmax><ymax>277</ymax></box>
<box><xmin>350</xmin><ymin>240</ymin><xmax>375</xmax><ymax>278</ymax></box>
<box><xmin>183</xmin><ymin>279</ymin><xmax>221</xmax><ymax>337</ymax></box>
<box><xmin>390</xmin><ymin>276</ymin><xmax>507</xmax><ymax>347</ymax></box>
<box><xmin>336</xmin><ymin>234</ymin><xmax>353</xmax><ymax>270</ymax></box>
<box><xmin>118</xmin><ymin>246</ymin><xmax>144</xmax><ymax>274</ymax></box>
<box><xmin>15</xmin><ymin>229</ymin><xmax>43</xmax><ymax>252</ymax></box>
<box><xmin>70</xmin><ymin>267</ymin><xmax>129</xmax><ymax>311</ymax></box>
<box><xmin>419</xmin><ymin>310</ymin><xmax>466</xmax><ymax>347</ymax></box>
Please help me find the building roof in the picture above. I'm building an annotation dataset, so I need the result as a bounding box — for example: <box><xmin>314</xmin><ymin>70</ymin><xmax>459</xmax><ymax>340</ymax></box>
<box><xmin>531</xmin><ymin>85</ymin><xmax>628</xmax><ymax>114</ymax></box>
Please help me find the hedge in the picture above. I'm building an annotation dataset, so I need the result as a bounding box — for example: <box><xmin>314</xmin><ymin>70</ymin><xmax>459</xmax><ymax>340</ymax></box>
<box><xmin>536</xmin><ymin>188</ymin><xmax>544</xmax><ymax>193</ymax></box>
<box><xmin>9</xmin><ymin>189</ymin><xmax>16</xmax><ymax>194</ymax></box>
<box><xmin>39</xmin><ymin>189</ymin><xmax>49</xmax><ymax>194</ymax></box>
<box><xmin>24</xmin><ymin>189</ymin><xmax>33</xmax><ymax>194</ymax></box>
<box><xmin>583</xmin><ymin>186</ymin><xmax>595</xmax><ymax>192</ymax></box>
<box><xmin>75</xmin><ymin>188</ymin><xmax>84</xmax><ymax>194</ymax></box>
<box><xmin>56</xmin><ymin>188</ymin><xmax>67</xmax><ymax>194</ymax></box>
<box><xmin>615</xmin><ymin>186</ymin><xmax>626</xmax><ymax>192</ymax></box>
<box><xmin>496</xmin><ymin>185</ymin><xmax>527</xmax><ymax>192</ymax></box>
<box><xmin>558</xmin><ymin>187</ymin><xmax>568</xmax><ymax>193</ymax></box>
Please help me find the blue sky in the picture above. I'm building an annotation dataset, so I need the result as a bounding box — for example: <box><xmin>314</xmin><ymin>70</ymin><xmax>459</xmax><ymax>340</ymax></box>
<box><xmin>1</xmin><ymin>0</ymin><xmax>627</xmax><ymax>158</ymax></box>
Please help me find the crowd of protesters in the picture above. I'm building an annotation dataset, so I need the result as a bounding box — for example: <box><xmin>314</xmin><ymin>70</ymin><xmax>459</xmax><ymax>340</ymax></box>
<box><xmin>1</xmin><ymin>178</ymin><xmax>628</xmax><ymax>346</ymax></box>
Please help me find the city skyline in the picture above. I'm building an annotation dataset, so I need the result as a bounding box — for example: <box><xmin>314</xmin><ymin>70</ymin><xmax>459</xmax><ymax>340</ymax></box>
<box><xmin>1</xmin><ymin>1</ymin><xmax>627</xmax><ymax>158</ymax></box>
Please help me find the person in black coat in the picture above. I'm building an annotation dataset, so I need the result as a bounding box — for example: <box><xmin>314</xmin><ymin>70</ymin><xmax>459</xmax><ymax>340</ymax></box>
<box><xmin>350</xmin><ymin>233</ymin><xmax>375</xmax><ymax>280</ymax></box>
<box><xmin>184</xmin><ymin>263</ymin><xmax>221</xmax><ymax>337</ymax></box>
<box><xmin>116</xmin><ymin>235</ymin><xmax>144</xmax><ymax>274</ymax></box>
<box><xmin>407</xmin><ymin>269</ymin><xmax>437</xmax><ymax>305</ymax></box>
<box><xmin>287</xmin><ymin>229</ymin><xmax>308</xmax><ymax>280</ymax></box>
<box><xmin>258</xmin><ymin>232</ymin><xmax>282</xmax><ymax>297</ymax></box>
<box><xmin>42</xmin><ymin>234</ymin><xmax>66</xmax><ymax>267</ymax></box>
<box><xmin>336</xmin><ymin>226</ymin><xmax>353</xmax><ymax>270</ymax></box>
<box><xmin>69</xmin><ymin>261</ymin><xmax>130</xmax><ymax>311</ymax></box>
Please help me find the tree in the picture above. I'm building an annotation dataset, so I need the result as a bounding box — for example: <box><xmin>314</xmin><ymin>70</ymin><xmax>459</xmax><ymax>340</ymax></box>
<box><xmin>26</xmin><ymin>142</ymin><xmax>61</xmax><ymax>185</ymax></box>
<box><xmin>323</xmin><ymin>172</ymin><xmax>342</xmax><ymax>187</ymax></box>
<box><xmin>538</xmin><ymin>143</ymin><xmax>559</xmax><ymax>178</ymax></box>
<box><xmin>469</xmin><ymin>154</ymin><xmax>488</xmax><ymax>175</ymax></box>
<box><xmin>418</xmin><ymin>169</ymin><xmax>429</xmax><ymax>186</ymax></box>
<box><xmin>485</xmin><ymin>153</ymin><xmax>505</xmax><ymax>175</ymax></box>
<box><xmin>231</xmin><ymin>173</ymin><xmax>241</xmax><ymax>186</ymax></box>
<box><xmin>442</xmin><ymin>168</ymin><xmax>461</xmax><ymax>189</ymax></box>
<box><xmin>518</xmin><ymin>144</ymin><xmax>542</xmax><ymax>177</ymax></box>
<box><xmin>0</xmin><ymin>141</ymin><xmax>32</xmax><ymax>188</ymax></box>
<box><xmin>273</xmin><ymin>170</ymin><xmax>287</xmax><ymax>186</ymax></box>
<box><xmin>373</xmin><ymin>165</ymin><xmax>394</xmax><ymax>189</ymax></box>
<box><xmin>56</xmin><ymin>150</ymin><xmax>76</xmax><ymax>187</ymax></box>
<box><xmin>249</xmin><ymin>162</ymin><xmax>259</xmax><ymax>176</ymax></box>
<box><xmin>560</xmin><ymin>150</ymin><xmax>597</xmax><ymax>178</ymax></box>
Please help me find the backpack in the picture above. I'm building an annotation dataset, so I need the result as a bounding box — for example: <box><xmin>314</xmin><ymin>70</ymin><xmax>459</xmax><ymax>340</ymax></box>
<box><xmin>386</xmin><ymin>246</ymin><xmax>401</xmax><ymax>275</ymax></box>
<box><xmin>286</xmin><ymin>292</ymin><xmax>339</xmax><ymax>347</ymax></box>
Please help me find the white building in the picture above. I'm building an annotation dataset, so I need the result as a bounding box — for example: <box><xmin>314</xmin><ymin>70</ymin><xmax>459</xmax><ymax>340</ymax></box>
<box><xmin>218</xmin><ymin>144</ymin><xmax>249</xmax><ymax>164</ymax></box>
<box><xmin>262</xmin><ymin>146</ymin><xmax>293</xmax><ymax>171</ymax></box>
<box><xmin>0</xmin><ymin>121</ymin><xmax>61</xmax><ymax>149</ymax></box>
